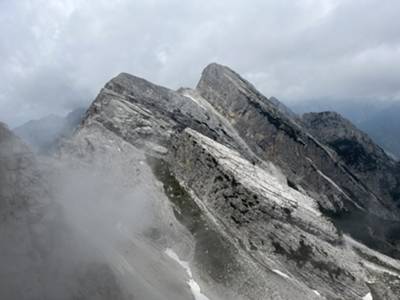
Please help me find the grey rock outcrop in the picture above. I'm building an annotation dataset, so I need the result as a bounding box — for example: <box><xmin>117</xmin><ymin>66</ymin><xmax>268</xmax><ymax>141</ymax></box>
<box><xmin>53</xmin><ymin>63</ymin><xmax>400</xmax><ymax>299</ymax></box>
<box><xmin>196</xmin><ymin>63</ymin><xmax>400</xmax><ymax>257</ymax></box>
<box><xmin>82</xmin><ymin>72</ymin><xmax>258</xmax><ymax>163</ymax></box>
<box><xmin>4</xmin><ymin>62</ymin><xmax>400</xmax><ymax>299</ymax></box>
<box><xmin>303</xmin><ymin>111</ymin><xmax>400</xmax><ymax>253</ymax></box>
<box><xmin>169</xmin><ymin>128</ymin><xmax>370</xmax><ymax>299</ymax></box>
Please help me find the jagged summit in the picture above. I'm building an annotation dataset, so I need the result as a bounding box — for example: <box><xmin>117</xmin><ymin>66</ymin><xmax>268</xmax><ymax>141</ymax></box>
<box><xmin>198</xmin><ymin>63</ymin><xmax>288</xmax><ymax>113</ymax></box>
<box><xmin>199</xmin><ymin>63</ymin><xmax>257</xmax><ymax>90</ymax></box>
<box><xmin>199</xmin><ymin>62</ymin><xmax>233</xmax><ymax>78</ymax></box>
<box><xmin>67</xmin><ymin>62</ymin><xmax>400</xmax><ymax>298</ymax></box>
<box><xmin>84</xmin><ymin>64</ymin><xmax>400</xmax><ymax>229</ymax></box>
<box><xmin>198</xmin><ymin>63</ymin><xmax>275</xmax><ymax>106</ymax></box>
<box><xmin>109</xmin><ymin>71</ymin><xmax>169</xmax><ymax>94</ymax></box>
<box><xmin>5</xmin><ymin>62</ymin><xmax>400</xmax><ymax>299</ymax></box>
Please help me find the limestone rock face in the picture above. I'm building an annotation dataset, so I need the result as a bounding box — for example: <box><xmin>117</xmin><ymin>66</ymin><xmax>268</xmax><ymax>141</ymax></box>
<box><xmin>4</xmin><ymin>62</ymin><xmax>400</xmax><ymax>299</ymax></box>
<box><xmin>196</xmin><ymin>63</ymin><xmax>363</xmax><ymax>214</ymax></box>
<box><xmin>196</xmin><ymin>63</ymin><xmax>400</xmax><ymax>257</ymax></box>
<box><xmin>83</xmin><ymin>72</ymin><xmax>254</xmax><ymax>161</ymax></box>
<box><xmin>55</xmin><ymin>63</ymin><xmax>400</xmax><ymax>299</ymax></box>
<box><xmin>170</xmin><ymin>128</ymin><xmax>369</xmax><ymax>299</ymax></box>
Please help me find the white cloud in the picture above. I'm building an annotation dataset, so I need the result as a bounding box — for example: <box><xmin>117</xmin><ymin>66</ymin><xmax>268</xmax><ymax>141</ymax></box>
<box><xmin>1</xmin><ymin>0</ymin><xmax>399</xmax><ymax>126</ymax></box>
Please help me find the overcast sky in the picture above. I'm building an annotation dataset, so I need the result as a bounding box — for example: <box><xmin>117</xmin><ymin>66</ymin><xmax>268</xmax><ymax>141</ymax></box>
<box><xmin>1</xmin><ymin>0</ymin><xmax>400</xmax><ymax>126</ymax></box>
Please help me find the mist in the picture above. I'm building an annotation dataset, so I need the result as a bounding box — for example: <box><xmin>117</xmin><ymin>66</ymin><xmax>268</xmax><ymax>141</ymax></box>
<box><xmin>0</xmin><ymin>119</ymin><xmax>219</xmax><ymax>300</ymax></box>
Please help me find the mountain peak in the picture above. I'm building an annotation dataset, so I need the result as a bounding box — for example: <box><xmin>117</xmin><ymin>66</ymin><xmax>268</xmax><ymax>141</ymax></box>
<box><xmin>198</xmin><ymin>62</ymin><xmax>251</xmax><ymax>90</ymax></box>
<box><xmin>3</xmin><ymin>62</ymin><xmax>400</xmax><ymax>299</ymax></box>
<box><xmin>303</xmin><ymin>111</ymin><xmax>377</xmax><ymax>143</ymax></box>
<box><xmin>109</xmin><ymin>72</ymin><xmax>153</xmax><ymax>89</ymax></box>
<box><xmin>201</xmin><ymin>62</ymin><xmax>233</xmax><ymax>76</ymax></box>
<box><xmin>197</xmin><ymin>63</ymin><xmax>292</xmax><ymax>118</ymax></box>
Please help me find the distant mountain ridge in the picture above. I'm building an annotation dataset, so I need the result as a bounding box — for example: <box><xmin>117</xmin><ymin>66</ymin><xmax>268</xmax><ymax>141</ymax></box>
<box><xmin>291</xmin><ymin>100</ymin><xmax>400</xmax><ymax>159</ymax></box>
<box><xmin>358</xmin><ymin>102</ymin><xmax>400</xmax><ymax>159</ymax></box>
<box><xmin>13</xmin><ymin>107</ymin><xmax>86</xmax><ymax>153</ymax></box>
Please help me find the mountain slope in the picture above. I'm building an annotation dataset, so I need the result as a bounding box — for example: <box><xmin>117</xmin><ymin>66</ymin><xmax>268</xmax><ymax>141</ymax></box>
<box><xmin>3</xmin><ymin>63</ymin><xmax>400</xmax><ymax>299</ymax></box>
<box><xmin>196</xmin><ymin>63</ymin><xmax>400</xmax><ymax>257</ymax></box>
<box><xmin>0</xmin><ymin>123</ymin><xmax>130</xmax><ymax>300</ymax></box>
<box><xmin>55</xmin><ymin>63</ymin><xmax>400</xmax><ymax>299</ymax></box>
<box><xmin>302</xmin><ymin>111</ymin><xmax>399</xmax><ymax>208</ymax></box>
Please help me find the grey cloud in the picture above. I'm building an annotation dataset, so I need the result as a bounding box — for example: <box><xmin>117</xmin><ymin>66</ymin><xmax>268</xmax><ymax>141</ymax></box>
<box><xmin>1</xmin><ymin>0</ymin><xmax>400</xmax><ymax>126</ymax></box>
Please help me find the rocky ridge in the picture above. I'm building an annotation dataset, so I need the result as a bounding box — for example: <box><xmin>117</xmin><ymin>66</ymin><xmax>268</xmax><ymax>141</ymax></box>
<box><xmin>56</xmin><ymin>63</ymin><xmax>400</xmax><ymax>299</ymax></box>
<box><xmin>2</xmin><ymin>63</ymin><xmax>400</xmax><ymax>299</ymax></box>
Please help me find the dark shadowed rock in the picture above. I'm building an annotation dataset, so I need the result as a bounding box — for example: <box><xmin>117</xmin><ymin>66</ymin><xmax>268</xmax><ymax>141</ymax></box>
<box><xmin>302</xmin><ymin>111</ymin><xmax>399</xmax><ymax>206</ymax></box>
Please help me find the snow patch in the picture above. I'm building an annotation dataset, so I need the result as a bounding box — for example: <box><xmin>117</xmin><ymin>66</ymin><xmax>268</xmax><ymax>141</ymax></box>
<box><xmin>165</xmin><ymin>248</ymin><xmax>192</xmax><ymax>277</ymax></box>
<box><xmin>362</xmin><ymin>292</ymin><xmax>373</xmax><ymax>300</ymax></box>
<box><xmin>316</xmin><ymin>169</ymin><xmax>348</xmax><ymax>198</ymax></box>
<box><xmin>165</xmin><ymin>248</ymin><xmax>210</xmax><ymax>300</ymax></box>
<box><xmin>272</xmin><ymin>269</ymin><xmax>291</xmax><ymax>280</ymax></box>
<box><xmin>313</xmin><ymin>290</ymin><xmax>321</xmax><ymax>296</ymax></box>
<box><xmin>188</xmin><ymin>279</ymin><xmax>209</xmax><ymax>300</ymax></box>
